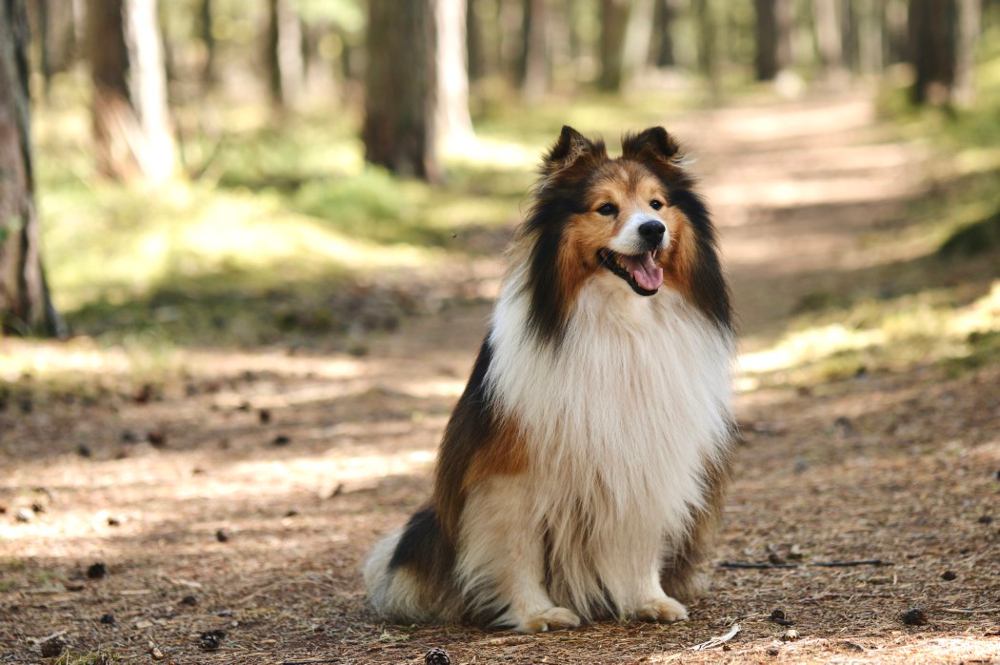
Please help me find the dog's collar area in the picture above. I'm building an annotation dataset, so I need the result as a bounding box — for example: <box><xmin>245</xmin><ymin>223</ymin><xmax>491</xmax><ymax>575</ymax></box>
<box><xmin>596</xmin><ymin>248</ymin><xmax>660</xmax><ymax>296</ymax></box>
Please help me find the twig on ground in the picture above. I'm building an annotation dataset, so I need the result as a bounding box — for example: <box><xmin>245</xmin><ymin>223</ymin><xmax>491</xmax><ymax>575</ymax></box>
<box><xmin>718</xmin><ymin>559</ymin><xmax>893</xmax><ymax>570</ymax></box>
<box><xmin>280</xmin><ymin>659</ymin><xmax>341</xmax><ymax>664</ymax></box>
<box><xmin>689</xmin><ymin>623</ymin><xmax>741</xmax><ymax>651</ymax></box>
<box><xmin>940</xmin><ymin>607</ymin><xmax>1000</xmax><ymax>614</ymax></box>
<box><xmin>29</xmin><ymin>630</ymin><xmax>68</xmax><ymax>645</ymax></box>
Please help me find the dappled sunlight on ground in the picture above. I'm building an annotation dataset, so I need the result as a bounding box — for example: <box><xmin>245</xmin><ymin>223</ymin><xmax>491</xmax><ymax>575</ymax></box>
<box><xmin>3</xmin><ymin>90</ymin><xmax>999</xmax><ymax>663</ymax></box>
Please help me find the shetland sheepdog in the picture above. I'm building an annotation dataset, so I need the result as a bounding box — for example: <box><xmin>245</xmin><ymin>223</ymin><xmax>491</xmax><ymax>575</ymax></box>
<box><xmin>364</xmin><ymin>126</ymin><xmax>736</xmax><ymax>633</ymax></box>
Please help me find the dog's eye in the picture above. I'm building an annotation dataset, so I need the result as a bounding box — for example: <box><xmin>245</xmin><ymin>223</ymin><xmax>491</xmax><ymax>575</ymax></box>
<box><xmin>650</xmin><ymin>199</ymin><xmax>664</xmax><ymax>210</ymax></box>
<box><xmin>597</xmin><ymin>203</ymin><xmax>617</xmax><ymax>216</ymax></box>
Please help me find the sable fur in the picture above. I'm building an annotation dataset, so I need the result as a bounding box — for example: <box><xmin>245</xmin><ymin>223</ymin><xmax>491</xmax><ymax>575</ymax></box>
<box><xmin>364</xmin><ymin>125</ymin><xmax>736</xmax><ymax>632</ymax></box>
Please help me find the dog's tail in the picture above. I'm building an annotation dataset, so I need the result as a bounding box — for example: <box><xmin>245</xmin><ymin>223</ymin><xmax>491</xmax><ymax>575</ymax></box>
<box><xmin>363</xmin><ymin>528</ymin><xmax>422</xmax><ymax>620</ymax></box>
<box><xmin>363</xmin><ymin>507</ymin><xmax>461</xmax><ymax>624</ymax></box>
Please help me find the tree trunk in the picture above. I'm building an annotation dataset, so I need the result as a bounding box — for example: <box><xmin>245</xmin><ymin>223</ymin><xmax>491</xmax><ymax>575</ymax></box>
<box><xmin>692</xmin><ymin>0</ymin><xmax>719</xmax><ymax>88</ymax></box>
<box><xmin>467</xmin><ymin>0</ymin><xmax>484</xmax><ymax>81</ymax></box>
<box><xmin>497</xmin><ymin>0</ymin><xmax>523</xmax><ymax>84</ymax></box>
<box><xmin>520</xmin><ymin>0</ymin><xmax>548</xmax><ymax>99</ymax></box>
<box><xmin>754</xmin><ymin>0</ymin><xmax>793</xmax><ymax>80</ymax></box>
<box><xmin>199</xmin><ymin>0</ymin><xmax>215</xmax><ymax>87</ymax></box>
<box><xmin>813</xmin><ymin>0</ymin><xmax>843</xmax><ymax>73</ymax></box>
<box><xmin>0</xmin><ymin>0</ymin><xmax>63</xmax><ymax>336</ymax></box>
<box><xmin>266</xmin><ymin>0</ymin><xmax>303</xmax><ymax>108</ymax></box>
<box><xmin>598</xmin><ymin>0</ymin><xmax>629</xmax><ymax>91</ymax></box>
<box><xmin>857</xmin><ymin>0</ymin><xmax>884</xmax><ymax>74</ymax></box>
<box><xmin>621</xmin><ymin>0</ymin><xmax>654</xmax><ymax>82</ymax></box>
<box><xmin>436</xmin><ymin>0</ymin><xmax>474</xmax><ymax>145</ymax></box>
<box><xmin>650</xmin><ymin>0</ymin><xmax>675</xmax><ymax>67</ymax></box>
<box><xmin>953</xmin><ymin>0</ymin><xmax>980</xmax><ymax>107</ymax></box>
<box><xmin>884</xmin><ymin>0</ymin><xmax>908</xmax><ymax>66</ymax></box>
<box><xmin>363</xmin><ymin>0</ymin><xmax>439</xmax><ymax>182</ymax></box>
<box><xmin>88</xmin><ymin>0</ymin><xmax>176</xmax><ymax>183</ymax></box>
<box><xmin>908</xmin><ymin>0</ymin><xmax>955</xmax><ymax>104</ymax></box>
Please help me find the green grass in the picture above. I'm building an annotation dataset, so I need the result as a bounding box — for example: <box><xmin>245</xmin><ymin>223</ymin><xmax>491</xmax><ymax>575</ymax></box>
<box><xmin>740</xmin><ymin>34</ymin><xmax>1000</xmax><ymax>388</ymax></box>
<box><xmin>54</xmin><ymin>650</ymin><xmax>119</xmax><ymax>665</ymax></box>
<box><xmin>32</xmin><ymin>83</ymin><xmax>696</xmax><ymax>349</ymax></box>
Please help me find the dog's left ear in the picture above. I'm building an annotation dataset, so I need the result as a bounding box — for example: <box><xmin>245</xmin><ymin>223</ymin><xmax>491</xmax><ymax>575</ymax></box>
<box><xmin>541</xmin><ymin>125</ymin><xmax>605</xmax><ymax>177</ymax></box>
<box><xmin>621</xmin><ymin>126</ymin><xmax>683</xmax><ymax>166</ymax></box>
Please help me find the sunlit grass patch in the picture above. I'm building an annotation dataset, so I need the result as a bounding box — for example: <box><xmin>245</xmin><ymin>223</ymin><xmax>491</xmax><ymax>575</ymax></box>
<box><xmin>740</xmin><ymin>279</ymin><xmax>1000</xmax><ymax>388</ymax></box>
<box><xmin>54</xmin><ymin>649</ymin><xmax>120</xmax><ymax>665</ymax></box>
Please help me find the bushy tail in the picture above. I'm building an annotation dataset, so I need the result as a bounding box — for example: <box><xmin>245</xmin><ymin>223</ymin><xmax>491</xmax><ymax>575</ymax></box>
<box><xmin>363</xmin><ymin>508</ymin><xmax>461</xmax><ymax>624</ymax></box>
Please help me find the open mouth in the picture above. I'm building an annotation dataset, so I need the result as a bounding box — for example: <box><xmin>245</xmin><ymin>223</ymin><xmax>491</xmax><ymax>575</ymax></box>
<box><xmin>596</xmin><ymin>248</ymin><xmax>664</xmax><ymax>296</ymax></box>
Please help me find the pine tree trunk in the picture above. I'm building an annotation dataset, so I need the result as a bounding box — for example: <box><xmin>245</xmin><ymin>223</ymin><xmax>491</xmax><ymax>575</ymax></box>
<box><xmin>88</xmin><ymin>0</ymin><xmax>176</xmax><ymax>183</ymax></box>
<box><xmin>598</xmin><ymin>0</ymin><xmax>629</xmax><ymax>91</ymax></box>
<box><xmin>266</xmin><ymin>0</ymin><xmax>303</xmax><ymax>108</ymax></box>
<box><xmin>908</xmin><ymin>0</ymin><xmax>955</xmax><ymax>104</ymax></box>
<box><xmin>199</xmin><ymin>0</ymin><xmax>215</xmax><ymax>87</ymax></box>
<box><xmin>621</xmin><ymin>0</ymin><xmax>654</xmax><ymax>82</ymax></box>
<box><xmin>650</xmin><ymin>0</ymin><xmax>675</xmax><ymax>67</ymax></box>
<box><xmin>520</xmin><ymin>0</ymin><xmax>548</xmax><ymax>99</ymax></box>
<box><xmin>754</xmin><ymin>0</ymin><xmax>792</xmax><ymax>80</ymax></box>
<box><xmin>0</xmin><ymin>0</ymin><xmax>63</xmax><ymax>336</ymax></box>
<box><xmin>858</xmin><ymin>0</ymin><xmax>884</xmax><ymax>74</ymax></box>
<box><xmin>467</xmin><ymin>0</ymin><xmax>484</xmax><ymax>81</ymax></box>
<box><xmin>436</xmin><ymin>0</ymin><xmax>474</xmax><ymax>145</ymax></box>
<box><xmin>363</xmin><ymin>0</ymin><xmax>439</xmax><ymax>182</ymax></box>
<box><xmin>813</xmin><ymin>0</ymin><xmax>843</xmax><ymax>73</ymax></box>
<box><xmin>953</xmin><ymin>0</ymin><xmax>980</xmax><ymax>107</ymax></box>
<box><xmin>692</xmin><ymin>0</ymin><xmax>719</xmax><ymax>88</ymax></box>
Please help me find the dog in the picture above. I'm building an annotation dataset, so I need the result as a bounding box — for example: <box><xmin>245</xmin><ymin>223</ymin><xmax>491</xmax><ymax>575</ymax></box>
<box><xmin>364</xmin><ymin>126</ymin><xmax>736</xmax><ymax>633</ymax></box>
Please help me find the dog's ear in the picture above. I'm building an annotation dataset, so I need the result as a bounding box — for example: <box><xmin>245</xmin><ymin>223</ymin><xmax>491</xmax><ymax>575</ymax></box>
<box><xmin>621</xmin><ymin>126</ymin><xmax>684</xmax><ymax>166</ymax></box>
<box><xmin>541</xmin><ymin>125</ymin><xmax>605</xmax><ymax>177</ymax></box>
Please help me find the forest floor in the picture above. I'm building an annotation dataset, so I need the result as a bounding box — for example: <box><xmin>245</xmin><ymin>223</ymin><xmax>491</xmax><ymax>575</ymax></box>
<box><xmin>2</xmin><ymin>89</ymin><xmax>1000</xmax><ymax>664</ymax></box>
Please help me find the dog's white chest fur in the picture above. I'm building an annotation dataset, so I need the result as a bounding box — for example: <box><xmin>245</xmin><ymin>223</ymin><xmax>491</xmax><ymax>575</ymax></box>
<box><xmin>485</xmin><ymin>273</ymin><xmax>734</xmax><ymax>614</ymax></box>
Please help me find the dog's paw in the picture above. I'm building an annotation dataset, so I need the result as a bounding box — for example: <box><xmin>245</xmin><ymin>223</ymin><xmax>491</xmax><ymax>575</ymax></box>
<box><xmin>516</xmin><ymin>607</ymin><xmax>581</xmax><ymax>633</ymax></box>
<box><xmin>635</xmin><ymin>596</ymin><xmax>688</xmax><ymax>623</ymax></box>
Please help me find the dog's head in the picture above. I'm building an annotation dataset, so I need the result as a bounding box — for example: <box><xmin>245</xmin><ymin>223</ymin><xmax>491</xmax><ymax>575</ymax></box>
<box><xmin>519</xmin><ymin>126</ymin><xmax>731</xmax><ymax>342</ymax></box>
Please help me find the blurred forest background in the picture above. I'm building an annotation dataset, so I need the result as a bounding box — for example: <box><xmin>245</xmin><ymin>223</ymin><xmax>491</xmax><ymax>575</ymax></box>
<box><xmin>1</xmin><ymin>0</ymin><xmax>998</xmax><ymax>350</ymax></box>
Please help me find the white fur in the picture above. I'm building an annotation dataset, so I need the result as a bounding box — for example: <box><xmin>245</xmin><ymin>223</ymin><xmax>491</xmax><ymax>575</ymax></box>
<box><xmin>461</xmin><ymin>266</ymin><xmax>734</xmax><ymax>625</ymax></box>
<box><xmin>363</xmin><ymin>528</ymin><xmax>438</xmax><ymax>623</ymax></box>
<box><xmin>608</xmin><ymin>211</ymin><xmax>669</xmax><ymax>256</ymax></box>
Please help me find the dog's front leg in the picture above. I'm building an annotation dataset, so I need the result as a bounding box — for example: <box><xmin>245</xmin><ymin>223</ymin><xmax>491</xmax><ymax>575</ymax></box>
<box><xmin>633</xmin><ymin>559</ymin><xmax>688</xmax><ymax>623</ymax></box>
<box><xmin>456</xmin><ymin>475</ymin><xmax>580</xmax><ymax>633</ymax></box>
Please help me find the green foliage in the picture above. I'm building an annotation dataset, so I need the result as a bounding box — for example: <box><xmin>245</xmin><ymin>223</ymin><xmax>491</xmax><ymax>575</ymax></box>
<box><xmin>54</xmin><ymin>650</ymin><xmax>119</xmax><ymax>665</ymax></box>
<box><xmin>33</xmin><ymin>86</ymin><xmax>690</xmax><ymax>347</ymax></box>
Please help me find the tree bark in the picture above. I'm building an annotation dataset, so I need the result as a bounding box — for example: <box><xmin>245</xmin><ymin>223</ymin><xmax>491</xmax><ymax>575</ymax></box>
<box><xmin>857</xmin><ymin>0</ymin><xmax>884</xmax><ymax>74</ymax></box>
<box><xmin>0</xmin><ymin>0</ymin><xmax>63</xmax><ymax>336</ymax></box>
<box><xmin>908</xmin><ymin>0</ymin><xmax>955</xmax><ymax>104</ymax></box>
<box><xmin>467</xmin><ymin>0</ymin><xmax>484</xmax><ymax>81</ymax></box>
<box><xmin>754</xmin><ymin>0</ymin><xmax>793</xmax><ymax>80</ymax></box>
<box><xmin>520</xmin><ymin>0</ymin><xmax>548</xmax><ymax>99</ymax></box>
<box><xmin>266</xmin><ymin>0</ymin><xmax>303</xmax><ymax>108</ymax></box>
<box><xmin>363</xmin><ymin>0</ymin><xmax>439</xmax><ymax>182</ymax></box>
<box><xmin>692</xmin><ymin>0</ymin><xmax>719</xmax><ymax>88</ymax></box>
<box><xmin>436</xmin><ymin>0</ymin><xmax>474</xmax><ymax>145</ymax></box>
<box><xmin>598</xmin><ymin>0</ymin><xmax>629</xmax><ymax>91</ymax></box>
<box><xmin>88</xmin><ymin>0</ymin><xmax>176</xmax><ymax>183</ymax></box>
<box><xmin>953</xmin><ymin>0</ymin><xmax>980</xmax><ymax>107</ymax></box>
<box><xmin>199</xmin><ymin>0</ymin><xmax>215</xmax><ymax>87</ymax></box>
<box><xmin>813</xmin><ymin>0</ymin><xmax>843</xmax><ymax>73</ymax></box>
<box><xmin>650</xmin><ymin>0</ymin><xmax>675</xmax><ymax>67</ymax></box>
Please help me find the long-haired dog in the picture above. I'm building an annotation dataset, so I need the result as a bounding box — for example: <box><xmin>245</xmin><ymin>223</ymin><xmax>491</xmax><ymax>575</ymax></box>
<box><xmin>364</xmin><ymin>126</ymin><xmax>735</xmax><ymax>632</ymax></box>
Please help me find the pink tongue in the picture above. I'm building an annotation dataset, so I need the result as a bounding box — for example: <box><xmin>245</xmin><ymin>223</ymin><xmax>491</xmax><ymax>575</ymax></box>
<box><xmin>622</xmin><ymin>253</ymin><xmax>664</xmax><ymax>291</ymax></box>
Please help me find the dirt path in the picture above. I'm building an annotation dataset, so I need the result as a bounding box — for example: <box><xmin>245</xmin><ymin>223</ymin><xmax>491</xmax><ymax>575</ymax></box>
<box><xmin>2</xmin><ymin>92</ymin><xmax>999</xmax><ymax>664</ymax></box>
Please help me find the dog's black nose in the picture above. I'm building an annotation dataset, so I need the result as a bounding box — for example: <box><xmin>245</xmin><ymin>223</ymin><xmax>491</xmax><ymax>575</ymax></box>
<box><xmin>638</xmin><ymin>220</ymin><xmax>665</xmax><ymax>247</ymax></box>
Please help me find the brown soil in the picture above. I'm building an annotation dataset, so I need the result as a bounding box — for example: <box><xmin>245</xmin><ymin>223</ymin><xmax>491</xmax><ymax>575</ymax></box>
<box><xmin>2</xmin><ymin>91</ymin><xmax>999</xmax><ymax>664</ymax></box>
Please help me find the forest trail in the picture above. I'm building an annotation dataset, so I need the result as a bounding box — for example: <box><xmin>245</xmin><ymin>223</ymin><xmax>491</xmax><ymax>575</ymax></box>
<box><xmin>2</xmin><ymin>91</ymin><xmax>998</xmax><ymax>664</ymax></box>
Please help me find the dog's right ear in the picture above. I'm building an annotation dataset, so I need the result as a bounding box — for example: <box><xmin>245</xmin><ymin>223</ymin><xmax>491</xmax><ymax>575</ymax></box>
<box><xmin>541</xmin><ymin>126</ymin><xmax>605</xmax><ymax>177</ymax></box>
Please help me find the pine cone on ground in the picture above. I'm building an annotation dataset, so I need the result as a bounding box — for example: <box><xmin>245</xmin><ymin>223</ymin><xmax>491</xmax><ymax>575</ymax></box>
<box><xmin>424</xmin><ymin>647</ymin><xmax>451</xmax><ymax>665</ymax></box>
